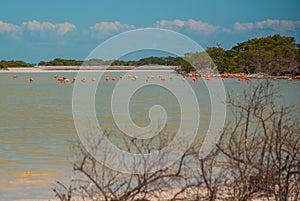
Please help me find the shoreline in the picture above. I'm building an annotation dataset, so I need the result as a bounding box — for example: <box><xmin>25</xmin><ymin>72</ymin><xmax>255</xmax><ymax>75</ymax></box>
<box><xmin>0</xmin><ymin>67</ymin><xmax>297</xmax><ymax>80</ymax></box>
<box><xmin>0</xmin><ymin>67</ymin><xmax>176</xmax><ymax>73</ymax></box>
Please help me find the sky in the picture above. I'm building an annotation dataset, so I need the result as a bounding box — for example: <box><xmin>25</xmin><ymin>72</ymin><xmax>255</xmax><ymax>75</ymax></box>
<box><xmin>0</xmin><ymin>0</ymin><xmax>300</xmax><ymax>63</ymax></box>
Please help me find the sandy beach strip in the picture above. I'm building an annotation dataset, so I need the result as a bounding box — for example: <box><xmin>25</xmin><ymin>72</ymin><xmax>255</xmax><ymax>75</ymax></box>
<box><xmin>0</xmin><ymin>66</ymin><xmax>177</xmax><ymax>73</ymax></box>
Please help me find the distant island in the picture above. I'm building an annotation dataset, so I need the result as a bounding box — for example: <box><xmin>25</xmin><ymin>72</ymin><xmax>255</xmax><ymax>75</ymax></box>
<box><xmin>1</xmin><ymin>34</ymin><xmax>299</xmax><ymax>76</ymax></box>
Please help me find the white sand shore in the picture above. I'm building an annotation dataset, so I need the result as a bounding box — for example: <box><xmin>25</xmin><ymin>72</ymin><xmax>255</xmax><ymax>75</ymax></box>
<box><xmin>0</xmin><ymin>66</ymin><xmax>177</xmax><ymax>73</ymax></box>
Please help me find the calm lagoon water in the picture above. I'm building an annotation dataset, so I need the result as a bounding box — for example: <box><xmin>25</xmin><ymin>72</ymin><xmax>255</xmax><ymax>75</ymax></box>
<box><xmin>0</xmin><ymin>72</ymin><xmax>299</xmax><ymax>200</ymax></box>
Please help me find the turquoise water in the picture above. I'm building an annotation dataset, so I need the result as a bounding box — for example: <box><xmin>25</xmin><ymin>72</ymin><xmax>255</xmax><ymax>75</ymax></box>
<box><xmin>0</xmin><ymin>72</ymin><xmax>299</xmax><ymax>200</ymax></box>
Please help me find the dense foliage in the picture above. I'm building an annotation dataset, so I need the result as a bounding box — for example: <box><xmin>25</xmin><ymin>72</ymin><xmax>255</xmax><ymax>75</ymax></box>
<box><xmin>3</xmin><ymin>34</ymin><xmax>300</xmax><ymax>75</ymax></box>
<box><xmin>0</xmin><ymin>60</ymin><xmax>33</xmax><ymax>69</ymax></box>
<box><xmin>39</xmin><ymin>35</ymin><xmax>299</xmax><ymax>75</ymax></box>
<box><xmin>38</xmin><ymin>58</ymin><xmax>83</xmax><ymax>66</ymax></box>
<box><xmin>206</xmin><ymin>34</ymin><xmax>300</xmax><ymax>75</ymax></box>
<box><xmin>39</xmin><ymin>56</ymin><xmax>188</xmax><ymax>66</ymax></box>
<box><xmin>111</xmin><ymin>56</ymin><xmax>178</xmax><ymax>66</ymax></box>
<box><xmin>38</xmin><ymin>56</ymin><xmax>195</xmax><ymax>72</ymax></box>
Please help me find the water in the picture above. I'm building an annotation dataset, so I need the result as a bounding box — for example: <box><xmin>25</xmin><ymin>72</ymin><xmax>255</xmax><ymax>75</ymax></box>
<box><xmin>0</xmin><ymin>72</ymin><xmax>299</xmax><ymax>200</ymax></box>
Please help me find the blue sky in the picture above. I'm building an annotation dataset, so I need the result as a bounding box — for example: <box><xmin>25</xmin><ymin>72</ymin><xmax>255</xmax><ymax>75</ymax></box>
<box><xmin>0</xmin><ymin>0</ymin><xmax>299</xmax><ymax>63</ymax></box>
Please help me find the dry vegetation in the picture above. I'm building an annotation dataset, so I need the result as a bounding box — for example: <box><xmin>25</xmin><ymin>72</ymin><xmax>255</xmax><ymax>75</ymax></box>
<box><xmin>54</xmin><ymin>81</ymin><xmax>300</xmax><ymax>201</ymax></box>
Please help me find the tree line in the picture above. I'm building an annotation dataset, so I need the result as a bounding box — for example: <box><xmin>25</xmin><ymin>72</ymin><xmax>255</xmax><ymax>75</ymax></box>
<box><xmin>205</xmin><ymin>34</ymin><xmax>300</xmax><ymax>75</ymax></box>
<box><xmin>0</xmin><ymin>60</ymin><xmax>33</xmax><ymax>69</ymax></box>
<box><xmin>38</xmin><ymin>56</ymin><xmax>192</xmax><ymax>70</ymax></box>
<box><xmin>36</xmin><ymin>34</ymin><xmax>300</xmax><ymax>75</ymax></box>
<box><xmin>1</xmin><ymin>34</ymin><xmax>300</xmax><ymax>75</ymax></box>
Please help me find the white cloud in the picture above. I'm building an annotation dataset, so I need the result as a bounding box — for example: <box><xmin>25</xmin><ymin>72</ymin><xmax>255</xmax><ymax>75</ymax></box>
<box><xmin>23</xmin><ymin>20</ymin><xmax>75</xmax><ymax>35</ymax></box>
<box><xmin>155</xmin><ymin>19</ymin><xmax>185</xmax><ymax>30</ymax></box>
<box><xmin>57</xmin><ymin>23</ymin><xmax>76</xmax><ymax>35</ymax></box>
<box><xmin>173</xmin><ymin>19</ymin><xmax>185</xmax><ymax>27</ymax></box>
<box><xmin>1</xmin><ymin>18</ymin><xmax>299</xmax><ymax>42</ymax></box>
<box><xmin>90</xmin><ymin>21</ymin><xmax>135</xmax><ymax>37</ymax></box>
<box><xmin>0</xmin><ymin>20</ymin><xmax>75</xmax><ymax>39</ymax></box>
<box><xmin>23</xmin><ymin>20</ymin><xmax>55</xmax><ymax>31</ymax></box>
<box><xmin>155</xmin><ymin>19</ymin><xmax>222</xmax><ymax>34</ymax></box>
<box><xmin>0</xmin><ymin>20</ymin><xmax>19</xmax><ymax>32</ymax></box>
<box><xmin>155</xmin><ymin>18</ymin><xmax>300</xmax><ymax>37</ymax></box>
<box><xmin>185</xmin><ymin>19</ymin><xmax>219</xmax><ymax>34</ymax></box>
<box><xmin>0</xmin><ymin>21</ymin><xmax>20</xmax><ymax>38</ymax></box>
<box><xmin>234</xmin><ymin>19</ymin><xmax>300</xmax><ymax>32</ymax></box>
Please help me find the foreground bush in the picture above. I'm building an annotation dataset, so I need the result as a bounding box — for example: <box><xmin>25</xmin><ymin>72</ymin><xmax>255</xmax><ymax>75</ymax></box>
<box><xmin>54</xmin><ymin>81</ymin><xmax>300</xmax><ymax>201</ymax></box>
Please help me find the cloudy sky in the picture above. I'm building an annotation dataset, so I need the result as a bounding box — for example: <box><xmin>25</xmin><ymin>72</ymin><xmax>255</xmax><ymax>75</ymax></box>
<box><xmin>1</xmin><ymin>0</ymin><xmax>299</xmax><ymax>63</ymax></box>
